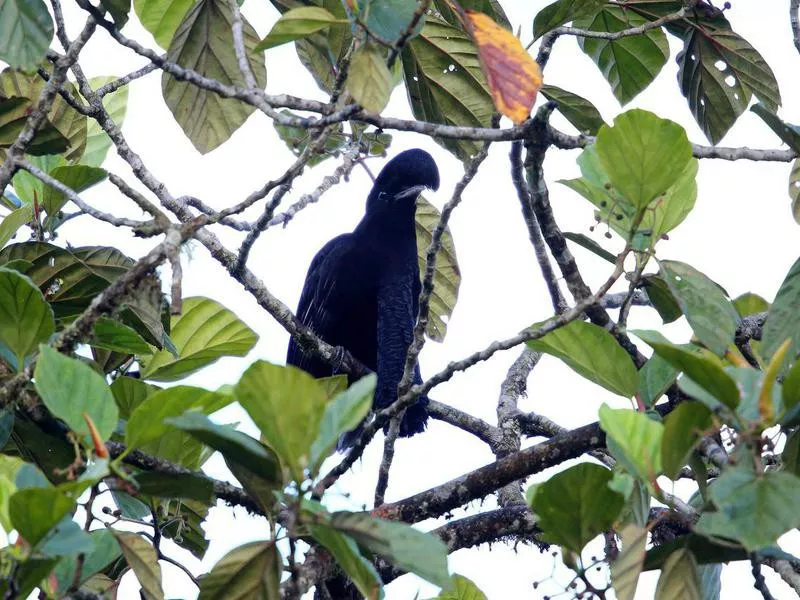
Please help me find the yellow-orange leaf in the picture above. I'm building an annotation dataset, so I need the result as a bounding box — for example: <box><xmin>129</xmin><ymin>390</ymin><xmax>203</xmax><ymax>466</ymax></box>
<box><xmin>465</xmin><ymin>10</ymin><xmax>542</xmax><ymax>124</ymax></box>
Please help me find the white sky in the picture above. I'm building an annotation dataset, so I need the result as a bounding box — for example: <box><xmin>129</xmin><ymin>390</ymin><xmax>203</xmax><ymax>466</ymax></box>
<box><xmin>5</xmin><ymin>1</ymin><xmax>800</xmax><ymax>598</ymax></box>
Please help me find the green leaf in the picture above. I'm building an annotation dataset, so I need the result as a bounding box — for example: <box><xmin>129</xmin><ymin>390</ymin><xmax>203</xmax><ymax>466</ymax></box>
<box><xmin>134</xmin><ymin>0</ymin><xmax>195</xmax><ymax>48</ymax></box>
<box><xmin>0</xmin><ymin>97</ymin><xmax>68</xmax><ymax>155</ymax></box>
<box><xmin>162</xmin><ymin>0</ymin><xmax>267</xmax><ymax>153</ymax></box>
<box><xmin>533</xmin><ymin>0</ymin><xmax>604</xmax><ymax>40</ymax></box>
<box><xmin>126</xmin><ymin>386</ymin><xmax>231</xmax><ymax>449</ymax></box>
<box><xmin>9</xmin><ymin>487</ymin><xmax>73</xmax><ymax>545</ymax></box>
<box><xmin>401</xmin><ymin>16</ymin><xmax>494</xmax><ymax>162</ymax></box>
<box><xmin>34</xmin><ymin>346</ymin><xmax>119</xmax><ymax>446</ymax></box>
<box><xmin>310</xmin><ymin>374</ymin><xmax>375</xmax><ymax>472</ymax></box>
<box><xmin>643</xmin><ymin>533</ymin><xmax>781</xmax><ymax>570</ymax></box>
<box><xmin>39</xmin><ymin>516</ymin><xmax>94</xmax><ymax>557</ymax></box>
<box><xmin>165</xmin><ymin>411</ymin><xmax>282</xmax><ymax>483</ymax></box>
<box><xmin>330</xmin><ymin>512</ymin><xmax>450</xmax><ymax>588</ymax></box>
<box><xmin>347</xmin><ymin>43</ymin><xmax>393</xmax><ymax>114</ymax></box>
<box><xmin>750</xmin><ymin>104</ymin><xmax>800</xmax><ymax>153</ymax></box>
<box><xmin>696</xmin><ymin>467</ymin><xmax>800</xmax><ymax>551</ymax></box>
<box><xmin>54</xmin><ymin>528</ymin><xmax>121</xmax><ymax>591</ymax></box>
<box><xmin>101</xmin><ymin>0</ymin><xmax>130</xmax><ymax>27</ymax></box>
<box><xmin>0</xmin><ymin>204</ymin><xmax>33</xmax><ymax>249</ymax></box>
<box><xmin>732</xmin><ymin>292</ymin><xmax>769</xmax><ymax>318</ymax></box>
<box><xmin>431</xmin><ymin>574</ymin><xmax>487</xmax><ymax>599</ymax></box>
<box><xmin>140</xmin><ymin>297</ymin><xmax>258</xmax><ymax>381</ymax></box>
<box><xmin>638</xmin><ymin>354</ymin><xmax>678</xmax><ymax>408</ymax></box>
<box><xmin>197</xmin><ymin>541</ymin><xmax>281</xmax><ymax>600</ymax></box>
<box><xmin>574</xmin><ymin>7</ymin><xmax>668</xmax><ymax>105</ymax></box>
<box><xmin>114</xmin><ymin>532</ymin><xmax>164</xmax><ymax>600</ymax></box>
<box><xmin>654</xmin><ymin>549</ymin><xmax>701</xmax><ymax>600</ymax></box>
<box><xmin>91</xmin><ymin>316</ymin><xmax>152</xmax><ymax>355</ymax></box>
<box><xmin>235</xmin><ymin>361</ymin><xmax>328</xmax><ymax>481</ymax></box>
<box><xmin>643</xmin><ymin>275</ymin><xmax>682</xmax><ymax>324</ymax></box>
<box><xmin>562</xmin><ymin>232</ymin><xmax>616</xmax><ymax>264</ymax></box>
<box><xmin>358</xmin><ymin>0</ymin><xmax>425</xmax><ymax>42</ymax></box>
<box><xmin>161</xmin><ymin>499</ymin><xmax>209</xmax><ymax>559</ymax></box>
<box><xmin>782</xmin><ymin>429</ymin><xmax>800</xmax><ymax>476</ymax></box>
<box><xmin>0</xmin><ymin>267</ymin><xmax>54</xmax><ymax>371</ymax></box>
<box><xmin>528</xmin><ymin>462</ymin><xmax>624</xmax><ymax>553</ymax></box>
<box><xmin>677</xmin><ymin>27</ymin><xmax>779</xmax><ymax>144</ymax></box>
<box><xmin>273</xmin><ymin>111</ymin><xmax>348</xmax><ymax>166</ymax></box>
<box><xmin>0</xmin><ymin>0</ymin><xmax>54</xmax><ymax>71</ymax></box>
<box><xmin>79</xmin><ymin>76</ymin><xmax>129</xmax><ymax>167</ymax></box>
<box><xmin>595</xmin><ymin>110</ymin><xmax>692</xmax><ymax>211</ymax></box>
<box><xmin>633</xmin><ymin>330</ymin><xmax>739</xmax><ymax>410</ymax></box>
<box><xmin>790</xmin><ymin>159</ymin><xmax>800</xmax><ymax>225</ymax></box>
<box><xmin>110</xmin><ymin>376</ymin><xmax>156</xmax><ymax>419</ymax></box>
<box><xmin>256</xmin><ymin>6</ymin><xmax>344</xmax><ymax>51</ymax></box>
<box><xmin>415</xmin><ymin>195</ymin><xmax>461</xmax><ymax>341</ymax></box>
<box><xmin>600</xmin><ymin>405</ymin><xmax>663</xmax><ymax>482</ymax></box>
<box><xmin>526</xmin><ymin>320</ymin><xmax>638</xmax><ymax>397</ymax></box>
<box><xmin>661</xmin><ymin>403</ymin><xmax>712</xmax><ymax>480</ymax></box>
<box><xmin>432</xmin><ymin>0</ymin><xmax>510</xmax><ymax>30</ymax></box>
<box><xmin>309</xmin><ymin>524</ymin><xmax>383</xmax><ymax>600</ymax></box>
<box><xmin>0</xmin><ymin>409</ymin><xmax>13</xmax><ymax>449</ymax></box>
<box><xmin>41</xmin><ymin>165</ymin><xmax>108</xmax><ymax>217</ymax></box>
<box><xmin>612</xmin><ymin>524</ymin><xmax>648</xmax><ymax>600</ymax></box>
<box><xmin>134</xmin><ymin>471</ymin><xmax>214</xmax><ymax>504</ymax></box>
<box><xmin>761</xmin><ymin>256</ymin><xmax>800</xmax><ymax>366</ymax></box>
<box><xmin>658</xmin><ymin>260</ymin><xmax>738</xmax><ymax>356</ymax></box>
<box><xmin>540</xmin><ymin>84</ymin><xmax>605</xmax><ymax>135</ymax></box>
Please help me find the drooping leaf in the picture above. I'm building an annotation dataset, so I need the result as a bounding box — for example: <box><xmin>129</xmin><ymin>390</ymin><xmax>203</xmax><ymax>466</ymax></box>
<box><xmin>654</xmin><ymin>549</ymin><xmax>701</xmax><ymax>600</ymax></box>
<box><xmin>638</xmin><ymin>354</ymin><xmax>678</xmax><ymax>408</ymax></box>
<box><xmin>235</xmin><ymin>361</ymin><xmax>328</xmax><ymax>481</ymax></box>
<box><xmin>574</xmin><ymin>7</ymin><xmax>669</xmax><ymax>105</ymax></box>
<box><xmin>643</xmin><ymin>275</ymin><xmax>682</xmax><ymax>324</ymax></box>
<box><xmin>309</xmin><ymin>524</ymin><xmax>383</xmax><ymax>600</ymax></box>
<box><xmin>661</xmin><ymin>402</ymin><xmax>713</xmax><ymax>480</ymax></box>
<box><xmin>34</xmin><ymin>346</ymin><xmax>119</xmax><ymax>446</ymax></box>
<box><xmin>540</xmin><ymin>84</ymin><xmax>605</xmax><ymax>135</ymax></box>
<box><xmin>9</xmin><ymin>487</ymin><xmax>73</xmax><ymax>545</ymax></box>
<box><xmin>612</xmin><ymin>523</ymin><xmax>648</xmax><ymax>600</ymax></box>
<box><xmin>562</xmin><ymin>232</ymin><xmax>616</xmax><ymax>264</ymax></box>
<box><xmin>197</xmin><ymin>541</ymin><xmax>281</xmax><ymax>600</ymax></box>
<box><xmin>0</xmin><ymin>204</ymin><xmax>32</xmax><ymax>249</ymax></box>
<box><xmin>761</xmin><ymin>255</ymin><xmax>800</xmax><ymax>366</ymax></box>
<box><xmin>310</xmin><ymin>374</ymin><xmax>375</xmax><ymax>472</ymax></box>
<box><xmin>464</xmin><ymin>9</ymin><xmax>542</xmax><ymax>124</ymax></box>
<box><xmin>599</xmin><ymin>405</ymin><xmax>663</xmax><ymax>483</ymax></box>
<box><xmin>528</xmin><ymin>462</ymin><xmax>624</xmax><ymax>553</ymax></box>
<box><xmin>256</xmin><ymin>6</ymin><xmax>344</xmax><ymax>51</ymax></box>
<box><xmin>346</xmin><ymin>42</ymin><xmax>393</xmax><ymax>114</ymax></box>
<box><xmin>415</xmin><ymin>195</ymin><xmax>461</xmax><ymax>342</ymax></box>
<box><xmin>40</xmin><ymin>165</ymin><xmax>108</xmax><ymax>217</ymax></box>
<box><xmin>113</xmin><ymin>532</ymin><xmax>164</xmax><ymax>600</ymax></box>
<box><xmin>526</xmin><ymin>320</ymin><xmax>638</xmax><ymax>397</ymax></box>
<box><xmin>658</xmin><ymin>260</ymin><xmax>738</xmax><ymax>356</ymax></box>
<box><xmin>401</xmin><ymin>16</ymin><xmax>494</xmax><ymax>162</ymax></box>
<box><xmin>91</xmin><ymin>317</ymin><xmax>152</xmax><ymax>355</ymax></box>
<box><xmin>162</xmin><ymin>0</ymin><xmax>267</xmax><ymax>153</ymax></box>
<box><xmin>79</xmin><ymin>76</ymin><xmax>130</xmax><ymax>167</ymax></box>
<box><xmin>0</xmin><ymin>267</ymin><xmax>54</xmax><ymax>371</ymax></box>
<box><xmin>330</xmin><ymin>512</ymin><xmax>450</xmax><ymax>588</ymax></box>
<box><xmin>160</xmin><ymin>499</ymin><xmax>209</xmax><ymax>559</ymax></box>
<box><xmin>134</xmin><ymin>0</ymin><xmax>195</xmax><ymax>49</ymax></box>
<box><xmin>140</xmin><ymin>297</ymin><xmax>258</xmax><ymax>381</ymax></box>
<box><xmin>0</xmin><ymin>0</ymin><xmax>54</xmax><ymax>71</ymax></box>
<box><xmin>750</xmin><ymin>104</ymin><xmax>800</xmax><ymax>153</ymax></box>
<box><xmin>533</xmin><ymin>0</ymin><xmax>605</xmax><ymax>39</ymax></box>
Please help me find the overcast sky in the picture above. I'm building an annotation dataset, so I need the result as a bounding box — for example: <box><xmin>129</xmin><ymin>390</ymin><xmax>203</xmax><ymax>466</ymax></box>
<box><xmin>5</xmin><ymin>1</ymin><xmax>800</xmax><ymax>598</ymax></box>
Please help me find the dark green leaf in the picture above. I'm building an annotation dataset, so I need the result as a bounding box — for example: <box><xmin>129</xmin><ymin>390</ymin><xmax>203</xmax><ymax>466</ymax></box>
<box><xmin>0</xmin><ymin>0</ymin><xmax>54</xmax><ymax>71</ymax></box>
<box><xmin>751</xmin><ymin>104</ymin><xmax>800</xmax><ymax>153</ymax></box>
<box><xmin>541</xmin><ymin>85</ymin><xmax>605</xmax><ymax>135</ymax></box>
<box><xmin>197</xmin><ymin>541</ymin><xmax>281</xmax><ymax>600</ymax></box>
<box><xmin>140</xmin><ymin>297</ymin><xmax>258</xmax><ymax>381</ymax></box>
<box><xmin>101</xmin><ymin>0</ymin><xmax>131</xmax><ymax>27</ymax></box>
<box><xmin>658</xmin><ymin>260</ymin><xmax>738</xmax><ymax>356</ymax></box>
<box><xmin>638</xmin><ymin>354</ymin><xmax>678</xmax><ymax>407</ymax></box>
<box><xmin>54</xmin><ymin>528</ymin><xmax>121</xmax><ymax>591</ymax></box>
<box><xmin>309</xmin><ymin>524</ymin><xmax>383</xmax><ymax>600</ymax></box>
<box><xmin>562</xmin><ymin>231</ymin><xmax>616</xmax><ymax>264</ymax></box>
<box><xmin>0</xmin><ymin>267</ymin><xmax>54</xmax><ymax>371</ymax></box>
<box><xmin>160</xmin><ymin>499</ymin><xmax>209</xmax><ymax>559</ymax></box>
<box><xmin>0</xmin><ymin>97</ymin><xmax>68</xmax><ymax>155</ymax></box>
<box><xmin>643</xmin><ymin>275</ymin><xmax>682</xmax><ymax>323</ymax></box>
<box><xmin>91</xmin><ymin>316</ymin><xmax>152</xmax><ymax>355</ymax></box>
<box><xmin>599</xmin><ymin>405</ymin><xmax>663</xmax><ymax>482</ymax></box>
<box><xmin>661</xmin><ymin>403</ymin><xmax>713</xmax><ymax>479</ymax></box>
<box><xmin>761</xmin><ymin>255</ymin><xmax>800</xmax><ymax>366</ymax></box>
<box><xmin>526</xmin><ymin>320</ymin><xmax>638</xmax><ymax>397</ymax></box>
<box><xmin>39</xmin><ymin>516</ymin><xmax>94</xmax><ymax>557</ymax></box>
<box><xmin>782</xmin><ymin>429</ymin><xmax>800</xmax><ymax>476</ymax></box>
<box><xmin>162</xmin><ymin>0</ymin><xmax>267</xmax><ymax>153</ymax></box>
<box><xmin>528</xmin><ymin>462</ymin><xmax>624</xmax><ymax>553</ymax></box>
<box><xmin>134</xmin><ymin>471</ymin><xmax>214</xmax><ymax>504</ymax></box>
<box><xmin>533</xmin><ymin>0</ymin><xmax>605</xmax><ymax>39</ymax></box>
<box><xmin>0</xmin><ymin>409</ymin><xmax>12</xmax><ymax>449</ymax></box>
<box><xmin>9</xmin><ymin>487</ymin><xmax>73</xmax><ymax>544</ymax></box>
<box><xmin>574</xmin><ymin>7</ymin><xmax>668</xmax><ymax>105</ymax></box>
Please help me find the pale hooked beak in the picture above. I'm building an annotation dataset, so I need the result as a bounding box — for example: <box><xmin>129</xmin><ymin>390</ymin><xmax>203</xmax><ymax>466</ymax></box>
<box><xmin>394</xmin><ymin>184</ymin><xmax>428</xmax><ymax>201</ymax></box>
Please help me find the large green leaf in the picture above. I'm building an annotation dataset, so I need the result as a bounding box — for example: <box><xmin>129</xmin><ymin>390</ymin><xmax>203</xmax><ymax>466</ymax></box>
<box><xmin>357</xmin><ymin>0</ymin><xmax>424</xmax><ymax>42</ymax></box>
<box><xmin>9</xmin><ymin>487</ymin><xmax>73</xmax><ymax>545</ymax></box>
<box><xmin>40</xmin><ymin>165</ymin><xmax>108</xmax><ymax>217</ymax></box>
<box><xmin>330</xmin><ymin>512</ymin><xmax>450</xmax><ymax>588</ymax></box>
<box><xmin>595</xmin><ymin>110</ymin><xmax>692</xmax><ymax>211</ymax></box>
<box><xmin>134</xmin><ymin>471</ymin><xmax>214</xmax><ymax>504</ymax></box>
<box><xmin>34</xmin><ymin>346</ymin><xmax>119</xmax><ymax>446</ymax></box>
<box><xmin>540</xmin><ymin>84</ymin><xmax>605</xmax><ymax>135</ymax></box>
<box><xmin>235</xmin><ymin>361</ymin><xmax>328</xmax><ymax>481</ymax></box>
<box><xmin>346</xmin><ymin>42</ymin><xmax>393</xmax><ymax>114</ymax></box>
<box><xmin>134</xmin><ymin>0</ymin><xmax>195</xmax><ymax>49</ymax></box>
<box><xmin>114</xmin><ymin>532</ymin><xmax>164</xmax><ymax>600</ymax></box>
<box><xmin>197</xmin><ymin>542</ymin><xmax>281</xmax><ymax>600</ymax></box>
<box><xmin>401</xmin><ymin>16</ymin><xmax>494</xmax><ymax>162</ymax></box>
<box><xmin>54</xmin><ymin>529</ymin><xmax>121</xmax><ymax>591</ymax></box>
<box><xmin>310</xmin><ymin>374</ymin><xmax>375</xmax><ymax>472</ymax></box>
<box><xmin>658</xmin><ymin>260</ymin><xmax>738</xmax><ymax>356</ymax></box>
<box><xmin>574</xmin><ymin>7</ymin><xmax>668</xmax><ymax>105</ymax></box>
<box><xmin>110</xmin><ymin>375</ymin><xmax>157</xmax><ymax>419</ymax></box>
<box><xmin>761</xmin><ymin>255</ymin><xmax>800</xmax><ymax>366</ymax></box>
<box><xmin>696</xmin><ymin>467</ymin><xmax>800</xmax><ymax>551</ymax></box>
<box><xmin>654</xmin><ymin>549</ymin><xmax>701</xmax><ymax>600</ymax></box>
<box><xmin>162</xmin><ymin>0</ymin><xmax>267</xmax><ymax>154</ymax></box>
<box><xmin>255</xmin><ymin>6</ymin><xmax>344</xmax><ymax>51</ymax></box>
<box><xmin>126</xmin><ymin>386</ymin><xmax>231</xmax><ymax>449</ymax></box>
<box><xmin>638</xmin><ymin>354</ymin><xmax>677</xmax><ymax>408</ymax></box>
<box><xmin>526</xmin><ymin>320</ymin><xmax>638</xmax><ymax>397</ymax></box>
<box><xmin>0</xmin><ymin>97</ymin><xmax>68</xmax><ymax>155</ymax></box>
<box><xmin>599</xmin><ymin>405</ymin><xmax>663</xmax><ymax>482</ymax></box>
<box><xmin>661</xmin><ymin>402</ymin><xmax>713</xmax><ymax>480</ymax></box>
<box><xmin>533</xmin><ymin>0</ymin><xmax>605</xmax><ymax>40</ymax></box>
<box><xmin>0</xmin><ymin>267</ymin><xmax>54</xmax><ymax>371</ymax></box>
<box><xmin>0</xmin><ymin>205</ymin><xmax>32</xmax><ymax>249</ymax></box>
<box><xmin>309</xmin><ymin>524</ymin><xmax>383</xmax><ymax>600</ymax></box>
<box><xmin>0</xmin><ymin>0</ymin><xmax>53</xmax><ymax>71</ymax></box>
<box><xmin>91</xmin><ymin>316</ymin><xmax>152</xmax><ymax>355</ymax></box>
<box><xmin>140</xmin><ymin>297</ymin><xmax>258</xmax><ymax>381</ymax></box>
<box><xmin>80</xmin><ymin>76</ymin><xmax>130</xmax><ymax>167</ymax></box>
<box><xmin>750</xmin><ymin>104</ymin><xmax>800</xmax><ymax>153</ymax></box>
<box><xmin>528</xmin><ymin>462</ymin><xmax>624</xmax><ymax>553</ymax></box>
<box><xmin>677</xmin><ymin>27</ymin><xmax>779</xmax><ymax>144</ymax></box>
<box><xmin>415</xmin><ymin>195</ymin><xmax>461</xmax><ymax>342</ymax></box>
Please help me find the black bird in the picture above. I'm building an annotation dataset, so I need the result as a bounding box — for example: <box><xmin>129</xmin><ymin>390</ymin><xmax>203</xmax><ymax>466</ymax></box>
<box><xmin>287</xmin><ymin>148</ymin><xmax>440</xmax><ymax>447</ymax></box>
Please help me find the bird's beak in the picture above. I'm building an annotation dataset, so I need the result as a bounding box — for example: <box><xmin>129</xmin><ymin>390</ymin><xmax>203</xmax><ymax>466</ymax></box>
<box><xmin>395</xmin><ymin>184</ymin><xmax>428</xmax><ymax>201</ymax></box>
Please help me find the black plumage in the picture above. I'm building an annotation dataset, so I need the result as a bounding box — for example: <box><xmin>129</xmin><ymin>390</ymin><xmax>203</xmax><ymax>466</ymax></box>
<box><xmin>286</xmin><ymin>148</ymin><xmax>440</xmax><ymax>447</ymax></box>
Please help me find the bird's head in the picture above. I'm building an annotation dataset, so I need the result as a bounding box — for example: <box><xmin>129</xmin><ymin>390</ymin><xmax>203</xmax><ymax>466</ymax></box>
<box><xmin>366</xmin><ymin>149</ymin><xmax>440</xmax><ymax>215</ymax></box>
